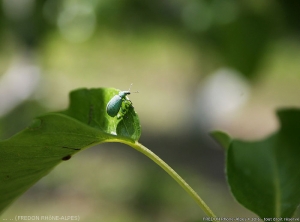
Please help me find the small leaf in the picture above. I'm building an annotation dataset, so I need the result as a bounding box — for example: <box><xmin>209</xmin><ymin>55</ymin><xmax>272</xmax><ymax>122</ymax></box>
<box><xmin>0</xmin><ymin>88</ymin><xmax>141</xmax><ymax>214</ymax></box>
<box><xmin>213</xmin><ymin>108</ymin><xmax>300</xmax><ymax>218</ymax></box>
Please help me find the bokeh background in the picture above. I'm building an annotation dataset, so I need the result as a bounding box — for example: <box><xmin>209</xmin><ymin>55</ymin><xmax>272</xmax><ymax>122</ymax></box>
<box><xmin>1</xmin><ymin>0</ymin><xmax>300</xmax><ymax>221</ymax></box>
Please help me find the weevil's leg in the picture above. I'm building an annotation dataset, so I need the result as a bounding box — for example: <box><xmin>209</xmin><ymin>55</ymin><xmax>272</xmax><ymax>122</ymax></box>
<box><xmin>117</xmin><ymin>100</ymin><xmax>132</xmax><ymax>119</ymax></box>
<box><xmin>117</xmin><ymin>110</ymin><xmax>126</xmax><ymax>119</ymax></box>
<box><xmin>117</xmin><ymin>108</ymin><xmax>125</xmax><ymax>119</ymax></box>
<box><xmin>117</xmin><ymin>104</ymin><xmax>127</xmax><ymax>119</ymax></box>
<box><xmin>126</xmin><ymin>102</ymin><xmax>131</xmax><ymax>108</ymax></box>
<box><xmin>125</xmin><ymin>96</ymin><xmax>132</xmax><ymax>104</ymax></box>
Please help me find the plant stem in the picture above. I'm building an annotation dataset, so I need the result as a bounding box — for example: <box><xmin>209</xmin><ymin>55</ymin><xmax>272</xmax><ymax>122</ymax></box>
<box><xmin>122</xmin><ymin>140</ymin><xmax>218</xmax><ymax>219</ymax></box>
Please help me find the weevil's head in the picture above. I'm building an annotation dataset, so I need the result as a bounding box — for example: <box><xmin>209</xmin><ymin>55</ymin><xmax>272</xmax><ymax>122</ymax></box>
<box><xmin>119</xmin><ymin>91</ymin><xmax>131</xmax><ymax>98</ymax></box>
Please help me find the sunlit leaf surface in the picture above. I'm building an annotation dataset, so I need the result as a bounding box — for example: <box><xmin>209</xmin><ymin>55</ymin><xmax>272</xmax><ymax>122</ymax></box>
<box><xmin>0</xmin><ymin>88</ymin><xmax>141</xmax><ymax>214</ymax></box>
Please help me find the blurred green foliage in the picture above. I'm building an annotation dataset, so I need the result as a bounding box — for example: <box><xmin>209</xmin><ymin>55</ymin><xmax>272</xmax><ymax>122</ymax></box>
<box><xmin>1</xmin><ymin>0</ymin><xmax>300</xmax><ymax>220</ymax></box>
<box><xmin>0</xmin><ymin>0</ymin><xmax>299</xmax><ymax>78</ymax></box>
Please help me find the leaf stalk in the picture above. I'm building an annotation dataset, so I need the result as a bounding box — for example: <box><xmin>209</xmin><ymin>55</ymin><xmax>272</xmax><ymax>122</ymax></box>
<box><xmin>121</xmin><ymin>140</ymin><xmax>218</xmax><ymax>219</ymax></box>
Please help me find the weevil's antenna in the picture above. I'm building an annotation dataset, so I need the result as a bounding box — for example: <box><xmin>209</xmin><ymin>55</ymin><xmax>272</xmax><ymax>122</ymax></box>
<box><xmin>128</xmin><ymin>83</ymin><xmax>139</xmax><ymax>93</ymax></box>
<box><xmin>128</xmin><ymin>83</ymin><xmax>133</xmax><ymax>91</ymax></box>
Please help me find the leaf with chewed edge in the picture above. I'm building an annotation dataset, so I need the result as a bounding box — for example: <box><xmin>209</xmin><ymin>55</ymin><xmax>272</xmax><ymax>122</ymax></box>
<box><xmin>0</xmin><ymin>88</ymin><xmax>141</xmax><ymax>214</ymax></box>
<box><xmin>212</xmin><ymin>109</ymin><xmax>300</xmax><ymax>218</ymax></box>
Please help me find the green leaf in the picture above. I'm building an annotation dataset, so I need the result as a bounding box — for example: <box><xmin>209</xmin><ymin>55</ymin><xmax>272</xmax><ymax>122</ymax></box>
<box><xmin>213</xmin><ymin>108</ymin><xmax>300</xmax><ymax>218</ymax></box>
<box><xmin>0</xmin><ymin>88</ymin><xmax>141</xmax><ymax>214</ymax></box>
<box><xmin>60</xmin><ymin>88</ymin><xmax>141</xmax><ymax>141</ymax></box>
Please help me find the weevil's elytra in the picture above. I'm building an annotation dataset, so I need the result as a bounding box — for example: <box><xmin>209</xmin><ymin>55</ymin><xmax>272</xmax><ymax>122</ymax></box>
<box><xmin>106</xmin><ymin>84</ymin><xmax>138</xmax><ymax>117</ymax></box>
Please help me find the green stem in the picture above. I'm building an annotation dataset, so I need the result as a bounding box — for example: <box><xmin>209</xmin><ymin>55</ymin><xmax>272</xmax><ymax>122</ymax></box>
<box><xmin>121</xmin><ymin>140</ymin><xmax>218</xmax><ymax>218</ymax></box>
